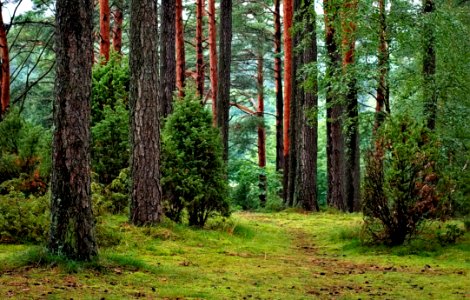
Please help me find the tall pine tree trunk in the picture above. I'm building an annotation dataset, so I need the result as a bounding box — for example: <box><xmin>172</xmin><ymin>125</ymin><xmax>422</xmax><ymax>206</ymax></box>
<box><xmin>274</xmin><ymin>0</ymin><xmax>284</xmax><ymax>172</ymax></box>
<box><xmin>375</xmin><ymin>0</ymin><xmax>390</xmax><ymax>130</ymax></box>
<box><xmin>129</xmin><ymin>0</ymin><xmax>163</xmax><ymax>225</ymax></box>
<box><xmin>208</xmin><ymin>0</ymin><xmax>218</xmax><ymax>125</ymax></box>
<box><xmin>0</xmin><ymin>2</ymin><xmax>10</xmax><ymax>119</ymax></box>
<box><xmin>324</xmin><ymin>0</ymin><xmax>346</xmax><ymax>211</ymax></box>
<box><xmin>112</xmin><ymin>0</ymin><xmax>124</xmax><ymax>54</ymax></box>
<box><xmin>99</xmin><ymin>0</ymin><xmax>111</xmax><ymax>62</ymax></box>
<box><xmin>196</xmin><ymin>0</ymin><xmax>205</xmax><ymax>97</ymax></box>
<box><xmin>297</xmin><ymin>0</ymin><xmax>319</xmax><ymax>211</ymax></box>
<box><xmin>160</xmin><ymin>0</ymin><xmax>176</xmax><ymax>117</ymax></box>
<box><xmin>217</xmin><ymin>0</ymin><xmax>232</xmax><ymax>162</ymax></box>
<box><xmin>175</xmin><ymin>0</ymin><xmax>185</xmax><ymax>98</ymax></box>
<box><xmin>423</xmin><ymin>0</ymin><xmax>436</xmax><ymax>130</ymax></box>
<box><xmin>282</xmin><ymin>0</ymin><xmax>293</xmax><ymax>203</ymax></box>
<box><xmin>257</xmin><ymin>54</ymin><xmax>267</xmax><ymax>206</ymax></box>
<box><xmin>49</xmin><ymin>0</ymin><xmax>97</xmax><ymax>260</ymax></box>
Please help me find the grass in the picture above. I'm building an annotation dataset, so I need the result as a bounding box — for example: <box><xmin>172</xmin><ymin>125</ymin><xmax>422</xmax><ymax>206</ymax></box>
<box><xmin>0</xmin><ymin>211</ymin><xmax>469</xmax><ymax>299</ymax></box>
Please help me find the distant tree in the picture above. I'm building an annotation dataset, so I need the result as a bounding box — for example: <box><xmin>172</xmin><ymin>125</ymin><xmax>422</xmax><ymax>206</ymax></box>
<box><xmin>160</xmin><ymin>0</ymin><xmax>176</xmax><ymax>118</ymax></box>
<box><xmin>274</xmin><ymin>0</ymin><xmax>283</xmax><ymax>172</ymax></box>
<box><xmin>129</xmin><ymin>0</ymin><xmax>163</xmax><ymax>225</ymax></box>
<box><xmin>195</xmin><ymin>0</ymin><xmax>204</xmax><ymax>97</ymax></box>
<box><xmin>422</xmin><ymin>0</ymin><xmax>436</xmax><ymax>130</ymax></box>
<box><xmin>99</xmin><ymin>0</ymin><xmax>111</xmax><ymax>62</ymax></box>
<box><xmin>49</xmin><ymin>0</ymin><xmax>97</xmax><ymax>260</ymax></box>
<box><xmin>208</xmin><ymin>0</ymin><xmax>218</xmax><ymax>125</ymax></box>
<box><xmin>0</xmin><ymin>1</ymin><xmax>10</xmax><ymax>119</ymax></box>
<box><xmin>175</xmin><ymin>0</ymin><xmax>185</xmax><ymax>97</ymax></box>
<box><xmin>112</xmin><ymin>0</ymin><xmax>124</xmax><ymax>54</ymax></box>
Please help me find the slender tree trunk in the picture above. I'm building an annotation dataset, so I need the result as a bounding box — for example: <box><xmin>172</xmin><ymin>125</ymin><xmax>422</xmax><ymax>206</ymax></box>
<box><xmin>0</xmin><ymin>2</ymin><xmax>10</xmax><ymax>118</ymax></box>
<box><xmin>175</xmin><ymin>0</ymin><xmax>186</xmax><ymax>98</ymax></box>
<box><xmin>49</xmin><ymin>0</ymin><xmax>97</xmax><ymax>260</ymax></box>
<box><xmin>297</xmin><ymin>0</ymin><xmax>319</xmax><ymax>211</ymax></box>
<box><xmin>423</xmin><ymin>0</ymin><xmax>436</xmax><ymax>130</ymax></box>
<box><xmin>324</xmin><ymin>0</ymin><xmax>346</xmax><ymax>211</ymax></box>
<box><xmin>208</xmin><ymin>0</ymin><xmax>218</xmax><ymax>125</ymax></box>
<box><xmin>160</xmin><ymin>0</ymin><xmax>176</xmax><ymax>117</ymax></box>
<box><xmin>99</xmin><ymin>0</ymin><xmax>111</xmax><ymax>62</ymax></box>
<box><xmin>375</xmin><ymin>0</ymin><xmax>389</xmax><ymax>130</ymax></box>
<box><xmin>342</xmin><ymin>0</ymin><xmax>360</xmax><ymax>212</ymax></box>
<box><xmin>257</xmin><ymin>54</ymin><xmax>267</xmax><ymax>206</ymax></box>
<box><xmin>274</xmin><ymin>0</ymin><xmax>284</xmax><ymax>172</ymax></box>
<box><xmin>282</xmin><ymin>0</ymin><xmax>293</xmax><ymax>203</ymax></box>
<box><xmin>129</xmin><ymin>0</ymin><xmax>163</xmax><ymax>225</ymax></box>
<box><xmin>196</xmin><ymin>0</ymin><xmax>204</xmax><ymax>97</ymax></box>
<box><xmin>217</xmin><ymin>0</ymin><xmax>232</xmax><ymax>162</ymax></box>
<box><xmin>112</xmin><ymin>0</ymin><xmax>123</xmax><ymax>54</ymax></box>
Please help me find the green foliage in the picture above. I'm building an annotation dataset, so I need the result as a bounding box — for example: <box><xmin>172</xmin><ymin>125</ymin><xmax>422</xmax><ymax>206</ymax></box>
<box><xmin>436</xmin><ymin>224</ymin><xmax>465</xmax><ymax>246</ymax></box>
<box><xmin>0</xmin><ymin>190</ymin><xmax>50</xmax><ymax>244</ymax></box>
<box><xmin>363</xmin><ymin>116</ymin><xmax>443</xmax><ymax>245</ymax></box>
<box><xmin>161</xmin><ymin>90</ymin><xmax>229</xmax><ymax>226</ymax></box>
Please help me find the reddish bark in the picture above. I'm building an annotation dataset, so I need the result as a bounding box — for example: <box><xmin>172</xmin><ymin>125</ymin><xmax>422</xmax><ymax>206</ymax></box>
<box><xmin>274</xmin><ymin>0</ymin><xmax>283</xmax><ymax>172</ymax></box>
<box><xmin>375</xmin><ymin>0</ymin><xmax>389</xmax><ymax>130</ymax></box>
<box><xmin>175</xmin><ymin>0</ymin><xmax>185</xmax><ymax>97</ymax></box>
<box><xmin>196</xmin><ymin>0</ymin><xmax>204</xmax><ymax>97</ymax></box>
<box><xmin>99</xmin><ymin>0</ymin><xmax>111</xmax><ymax>62</ymax></box>
<box><xmin>208</xmin><ymin>0</ymin><xmax>218</xmax><ymax>125</ymax></box>
<box><xmin>283</xmin><ymin>0</ymin><xmax>293</xmax><ymax>161</ymax></box>
<box><xmin>112</xmin><ymin>0</ymin><xmax>123</xmax><ymax>54</ymax></box>
<box><xmin>0</xmin><ymin>2</ymin><xmax>10</xmax><ymax>118</ymax></box>
<box><xmin>257</xmin><ymin>54</ymin><xmax>267</xmax><ymax>206</ymax></box>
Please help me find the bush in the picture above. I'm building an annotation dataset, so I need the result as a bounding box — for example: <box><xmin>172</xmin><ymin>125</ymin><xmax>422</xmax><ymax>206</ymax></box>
<box><xmin>436</xmin><ymin>224</ymin><xmax>465</xmax><ymax>245</ymax></box>
<box><xmin>161</xmin><ymin>90</ymin><xmax>229</xmax><ymax>226</ymax></box>
<box><xmin>362</xmin><ymin>116</ymin><xmax>442</xmax><ymax>245</ymax></box>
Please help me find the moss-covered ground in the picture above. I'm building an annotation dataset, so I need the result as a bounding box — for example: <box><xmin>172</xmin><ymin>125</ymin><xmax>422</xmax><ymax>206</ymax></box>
<box><xmin>0</xmin><ymin>211</ymin><xmax>469</xmax><ymax>299</ymax></box>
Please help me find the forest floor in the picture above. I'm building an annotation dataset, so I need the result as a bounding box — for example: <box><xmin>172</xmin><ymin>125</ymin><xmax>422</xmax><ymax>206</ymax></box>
<box><xmin>0</xmin><ymin>211</ymin><xmax>469</xmax><ymax>299</ymax></box>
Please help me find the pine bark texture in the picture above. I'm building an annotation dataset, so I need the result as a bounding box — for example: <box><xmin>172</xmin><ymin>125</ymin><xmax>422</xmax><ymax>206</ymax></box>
<box><xmin>216</xmin><ymin>0</ymin><xmax>232</xmax><ymax>162</ymax></box>
<box><xmin>49</xmin><ymin>0</ymin><xmax>97</xmax><ymax>260</ymax></box>
<box><xmin>257</xmin><ymin>54</ymin><xmax>267</xmax><ymax>206</ymax></box>
<box><xmin>274</xmin><ymin>0</ymin><xmax>284</xmax><ymax>172</ymax></box>
<box><xmin>175</xmin><ymin>0</ymin><xmax>185</xmax><ymax>98</ymax></box>
<box><xmin>129</xmin><ymin>0</ymin><xmax>163</xmax><ymax>225</ymax></box>
<box><xmin>99</xmin><ymin>0</ymin><xmax>111</xmax><ymax>62</ymax></box>
<box><xmin>375</xmin><ymin>0</ymin><xmax>390</xmax><ymax>130</ymax></box>
<box><xmin>112</xmin><ymin>0</ymin><xmax>124</xmax><ymax>54</ymax></box>
<box><xmin>324</xmin><ymin>0</ymin><xmax>346</xmax><ymax>211</ymax></box>
<box><xmin>196</xmin><ymin>0</ymin><xmax>205</xmax><ymax>97</ymax></box>
<box><xmin>208</xmin><ymin>0</ymin><xmax>218</xmax><ymax>125</ymax></box>
<box><xmin>423</xmin><ymin>0</ymin><xmax>436</xmax><ymax>130</ymax></box>
<box><xmin>0</xmin><ymin>2</ymin><xmax>10</xmax><ymax>118</ymax></box>
<box><xmin>160</xmin><ymin>0</ymin><xmax>176</xmax><ymax>117</ymax></box>
<box><xmin>282</xmin><ymin>0</ymin><xmax>293</xmax><ymax>203</ymax></box>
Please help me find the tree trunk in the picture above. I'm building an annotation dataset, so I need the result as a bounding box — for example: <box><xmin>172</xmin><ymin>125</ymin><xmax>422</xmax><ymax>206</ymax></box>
<box><xmin>274</xmin><ymin>0</ymin><xmax>284</xmax><ymax>173</ymax></box>
<box><xmin>324</xmin><ymin>0</ymin><xmax>346</xmax><ymax>211</ymax></box>
<box><xmin>208</xmin><ymin>0</ymin><xmax>218</xmax><ymax>125</ymax></box>
<box><xmin>196</xmin><ymin>0</ymin><xmax>204</xmax><ymax>97</ymax></box>
<box><xmin>282</xmin><ymin>0</ymin><xmax>293</xmax><ymax>203</ymax></box>
<box><xmin>160</xmin><ymin>0</ymin><xmax>176</xmax><ymax>117</ymax></box>
<box><xmin>257</xmin><ymin>54</ymin><xmax>267</xmax><ymax>206</ymax></box>
<box><xmin>297</xmin><ymin>0</ymin><xmax>319</xmax><ymax>211</ymax></box>
<box><xmin>112</xmin><ymin>0</ymin><xmax>123</xmax><ymax>54</ymax></box>
<box><xmin>129</xmin><ymin>0</ymin><xmax>163</xmax><ymax>225</ymax></box>
<box><xmin>49</xmin><ymin>0</ymin><xmax>97</xmax><ymax>260</ymax></box>
<box><xmin>0</xmin><ymin>2</ymin><xmax>10</xmax><ymax>119</ymax></box>
<box><xmin>175</xmin><ymin>0</ymin><xmax>185</xmax><ymax>98</ymax></box>
<box><xmin>216</xmin><ymin>0</ymin><xmax>232</xmax><ymax>162</ymax></box>
<box><xmin>342</xmin><ymin>0</ymin><xmax>360</xmax><ymax>212</ymax></box>
<box><xmin>99</xmin><ymin>0</ymin><xmax>111</xmax><ymax>62</ymax></box>
<box><xmin>375</xmin><ymin>0</ymin><xmax>390</xmax><ymax>130</ymax></box>
<box><xmin>423</xmin><ymin>0</ymin><xmax>436</xmax><ymax>130</ymax></box>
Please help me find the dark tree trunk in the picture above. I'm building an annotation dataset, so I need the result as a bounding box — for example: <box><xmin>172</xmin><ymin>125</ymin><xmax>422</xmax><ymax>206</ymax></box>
<box><xmin>129</xmin><ymin>0</ymin><xmax>163</xmax><ymax>225</ymax></box>
<box><xmin>422</xmin><ymin>0</ymin><xmax>436</xmax><ymax>130</ymax></box>
<box><xmin>160</xmin><ymin>0</ymin><xmax>176</xmax><ymax>117</ymax></box>
<box><xmin>274</xmin><ymin>0</ymin><xmax>284</xmax><ymax>172</ymax></box>
<box><xmin>216</xmin><ymin>0</ymin><xmax>232</xmax><ymax>162</ymax></box>
<box><xmin>297</xmin><ymin>0</ymin><xmax>319</xmax><ymax>212</ymax></box>
<box><xmin>324</xmin><ymin>0</ymin><xmax>346</xmax><ymax>211</ymax></box>
<box><xmin>99</xmin><ymin>0</ymin><xmax>110</xmax><ymax>62</ymax></box>
<box><xmin>175</xmin><ymin>0</ymin><xmax>186</xmax><ymax>98</ymax></box>
<box><xmin>375</xmin><ymin>0</ymin><xmax>390</xmax><ymax>130</ymax></box>
<box><xmin>257</xmin><ymin>54</ymin><xmax>267</xmax><ymax>206</ymax></box>
<box><xmin>208</xmin><ymin>0</ymin><xmax>218</xmax><ymax>125</ymax></box>
<box><xmin>196</xmin><ymin>0</ymin><xmax>204</xmax><ymax>97</ymax></box>
<box><xmin>49</xmin><ymin>0</ymin><xmax>97</xmax><ymax>260</ymax></box>
<box><xmin>282</xmin><ymin>0</ymin><xmax>293</xmax><ymax>203</ymax></box>
<box><xmin>0</xmin><ymin>2</ymin><xmax>10</xmax><ymax>119</ymax></box>
<box><xmin>112</xmin><ymin>0</ymin><xmax>124</xmax><ymax>54</ymax></box>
